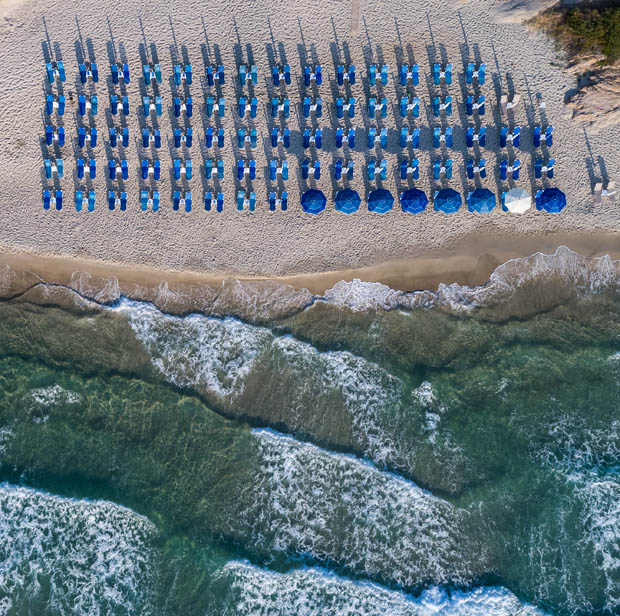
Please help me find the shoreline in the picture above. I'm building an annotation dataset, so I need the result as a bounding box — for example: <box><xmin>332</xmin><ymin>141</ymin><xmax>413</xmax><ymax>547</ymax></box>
<box><xmin>2</xmin><ymin>230</ymin><xmax>619</xmax><ymax>299</ymax></box>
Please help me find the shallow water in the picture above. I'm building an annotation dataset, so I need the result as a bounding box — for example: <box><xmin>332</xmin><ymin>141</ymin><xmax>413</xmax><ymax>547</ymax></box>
<box><xmin>0</xmin><ymin>249</ymin><xmax>618</xmax><ymax>615</ymax></box>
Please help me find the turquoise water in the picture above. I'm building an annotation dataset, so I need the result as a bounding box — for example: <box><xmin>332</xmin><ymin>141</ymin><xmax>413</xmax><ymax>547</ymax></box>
<box><xmin>0</xmin><ymin>249</ymin><xmax>618</xmax><ymax>615</ymax></box>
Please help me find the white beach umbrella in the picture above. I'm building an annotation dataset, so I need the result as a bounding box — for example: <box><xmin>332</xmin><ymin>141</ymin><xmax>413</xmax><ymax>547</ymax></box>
<box><xmin>502</xmin><ymin>188</ymin><xmax>531</xmax><ymax>214</ymax></box>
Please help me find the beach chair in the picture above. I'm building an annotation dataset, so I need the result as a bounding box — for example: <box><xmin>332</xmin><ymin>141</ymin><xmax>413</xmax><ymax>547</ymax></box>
<box><xmin>269</xmin><ymin>160</ymin><xmax>289</xmax><ymax>181</ymax></box>
<box><xmin>111</xmin><ymin>63</ymin><xmax>130</xmax><ymax>84</ymax></box>
<box><xmin>44</xmin><ymin>189</ymin><xmax>62</xmax><ymax>210</ymax></box>
<box><xmin>43</xmin><ymin>189</ymin><xmax>51</xmax><ymax>210</ymax></box>
<box><xmin>303</xmin><ymin>97</ymin><xmax>323</xmax><ymax>118</ymax></box>
<box><xmin>465</xmin><ymin>63</ymin><xmax>486</xmax><ymax>85</ymax></box>
<box><xmin>466</xmin><ymin>159</ymin><xmax>486</xmax><ymax>179</ymax></box>
<box><xmin>400</xmin><ymin>96</ymin><xmax>420</xmax><ymax>118</ymax></box>
<box><xmin>399</xmin><ymin>64</ymin><xmax>419</xmax><ymax>86</ymax></box>
<box><xmin>400</xmin><ymin>159</ymin><xmax>420</xmax><ymax>180</ymax></box>
<box><xmin>367</xmin><ymin>97</ymin><xmax>388</xmax><ymax>119</ymax></box>
<box><xmin>367</xmin><ymin>127</ymin><xmax>388</xmax><ymax>148</ymax></box>
<box><xmin>432</xmin><ymin>63</ymin><xmax>452</xmax><ymax>85</ymax></box>
<box><xmin>238</xmin><ymin>128</ymin><xmax>258</xmax><ymax>148</ymax></box>
<box><xmin>500</xmin><ymin>126</ymin><xmax>520</xmax><ymax>148</ymax></box>
<box><xmin>433</xmin><ymin>127</ymin><xmax>453</xmax><ymax>148</ymax></box>
<box><xmin>45</xmin><ymin>125</ymin><xmax>65</xmax><ymax>147</ymax></box>
<box><xmin>433</xmin><ymin>159</ymin><xmax>453</xmax><ymax>180</ymax></box>
<box><xmin>336</xmin><ymin>64</ymin><xmax>355</xmax><ymax>85</ymax></box>
<box><xmin>368</xmin><ymin>64</ymin><xmax>389</xmax><ymax>86</ymax></box>
<box><xmin>173</xmin><ymin>64</ymin><xmax>192</xmax><ymax>86</ymax></box>
<box><xmin>268</xmin><ymin>191</ymin><xmax>289</xmax><ymax>211</ymax></box>
<box><xmin>173</xmin><ymin>128</ymin><xmax>193</xmax><ymax>148</ymax></box>
<box><xmin>142</xmin><ymin>96</ymin><xmax>162</xmax><ymax>117</ymax></box>
<box><xmin>303</xmin><ymin>65</ymin><xmax>322</xmax><ymax>86</ymax></box>
<box><xmin>367</xmin><ymin>159</ymin><xmax>387</xmax><ymax>181</ymax></box>
<box><xmin>205</xmin><ymin>65</ymin><xmax>225</xmax><ymax>86</ymax></box>
<box><xmin>432</xmin><ymin>96</ymin><xmax>452</xmax><ymax>117</ymax></box>
<box><xmin>46</xmin><ymin>94</ymin><xmax>66</xmax><ymax>116</ymax></box>
<box><xmin>55</xmin><ymin>190</ymin><xmax>63</xmax><ymax>210</ymax></box>
<box><xmin>75</xmin><ymin>190</ymin><xmax>84</xmax><ymax>212</ymax></box>
<box><xmin>466</xmin><ymin>95</ymin><xmax>485</xmax><ymax>116</ymax></box>
<box><xmin>173</xmin><ymin>159</ymin><xmax>192</xmax><ymax>180</ymax></box>
<box><xmin>399</xmin><ymin>128</ymin><xmax>420</xmax><ymax>149</ymax></box>
<box><xmin>239</xmin><ymin>65</ymin><xmax>258</xmax><ymax>86</ymax></box>
<box><xmin>466</xmin><ymin>127</ymin><xmax>486</xmax><ymax>148</ymax></box>
<box><xmin>143</xmin><ymin>64</ymin><xmax>162</xmax><ymax>84</ymax></box>
<box><xmin>335</xmin><ymin>97</ymin><xmax>355</xmax><ymax>119</ymax></box>
<box><xmin>534</xmin><ymin>158</ymin><xmax>555</xmax><ymax>179</ymax></box>
<box><xmin>272</xmin><ymin>64</ymin><xmax>291</xmax><ymax>86</ymax></box>
<box><xmin>271</xmin><ymin>97</ymin><xmax>290</xmax><ymax>118</ymax></box>
<box><xmin>271</xmin><ymin>128</ymin><xmax>291</xmax><ymax>148</ymax></box>
<box><xmin>141</xmin><ymin>128</ymin><xmax>161</xmax><ymax>149</ymax></box>
<box><xmin>110</xmin><ymin>95</ymin><xmax>119</xmax><ymax>115</ymax></box>
<box><xmin>45</xmin><ymin>61</ymin><xmax>66</xmax><ymax>84</ymax></box>
<box><xmin>236</xmin><ymin>190</ymin><xmax>256</xmax><ymax>211</ymax></box>
<box><xmin>77</xmin><ymin>127</ymin><xmax>96</xmax><ymax>148</ymax></box>
<box><xmin>303</xmin><ymin>129</ymin><xmax>322</xmax><ymax>149</ymax></box>
<box><xmin>87</xmin><ymin>191</ymin><xmax>96</xmax><ymax>212</ymax></box>
<box><xmin>44</xmin><ymin>158</ymin><xmax>63</xmax><ymax>179</ymax></box>
<box><xmin>79</xmin><ymin>62</ymin><xmax>99</xmax><ymax>84</ymax></box>
<box><xmin>78</xmin><ymin>95</ymin><xmax>98</xmax><ymax>117</ymax></box>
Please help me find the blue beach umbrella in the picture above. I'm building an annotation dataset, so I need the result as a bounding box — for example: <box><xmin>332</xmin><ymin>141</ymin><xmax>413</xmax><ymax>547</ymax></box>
<box><xmin>433</xmin><ymin>188</ymin><xmax>462</xmax><ymax>213</ymax></box>
<box><xmin>368</xmin><ymin>188</ymin><xmax>394</xmax><ymax>213</ymax></box>
<box><xmin>467</xmin><ymin>188</ymin><xmax>496</xmax><ymax>213</ymax></box>
<box><xmin>301</xmin><ymin>188</ymin><xmax>327</xmax><ymax>214</ymax></box>
<box><xmin>400</xmin><ymin>188</ymin><xmax>428</xmax><ymax>214</ymax></box>
<box><xmin>335</xmin><ymin>188</ymin><xmax>361</xmax><ymax>214</ymax></box>
<box><xmin>537</xmin><ymin>187</ymin><xmax>566</xmax><ymax>213</ymax></box>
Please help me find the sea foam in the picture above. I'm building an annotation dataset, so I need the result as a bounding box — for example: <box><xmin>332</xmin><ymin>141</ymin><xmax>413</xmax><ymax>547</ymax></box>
<box><xmin>0</xmin><ymin>484</ymin><xmax>156</xmax><ymax>616</ymax></box>
<box><xmin>219</xmin><ymin>561</ymin><xmax>547</xmax><ymax>616</ymax></box>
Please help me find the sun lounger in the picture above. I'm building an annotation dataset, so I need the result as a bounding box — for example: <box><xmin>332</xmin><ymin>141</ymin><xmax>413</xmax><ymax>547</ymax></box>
<box><xmin>272</xmin><ymin>64</ymin><xmax>291</xmax><ymax>86</ymax></box>
<box><xmin>239</xmin><ymin>65</ymin><xmax>258</xmax><ymax>86</ymax></box>
<box><xmin>205</xmin><ymin>65</ymin><xmax>225</xmax><ymax>86</ymax></box>
<box><xmin>465</xmin><ymin>62</ymin><xmax>486</xmax><ymax>85</ymax></box>
<box><xmin>433</xmin><ymin>159</ymin><xmax>453</xmax><ymax>180</ymax></box>
<box><xmin>46</xmin><ymin>94</ymin><xmax>66</xmax><ymax>116</ymax></box>
<box><xmin>432</xmin><ymin>63</ymin><xmax>452</xmax><ymax>85</ymax></box>
<box><xmin>400</xmin><ymin>64</ymin><xmax>419</xmax><ymax>86</ymax></box>
<box><xmin>336</xmin><ymin>64</ymin><xmax>355</xmax><ymax>85</ymax></box>
<box><xmin>400</xmin><ymin>159</ymin><xmax>420</xmax><ymax>180</ymax></box>
<box><xmin>303</xmin><ymin>65</ymin><xmax>322</xmax><ymax>86</ymax></box>
<box><xmin>45</xmin><ymin>61</ymin><xmax>65</xmax><ymax>84</ymax></box>
<box><xmin>271</xmin><ymin>128</ymin><xmax>291</xmax><ymax>148</ymax></box>
<box><xmin>79</xmin><ymin>62</ymin><xmax>98</xmax><ymax>84</ymax></box>
<box><xmin>368</xmin><ymin>64</ymin><xmax>388</xmax><ymax>86</ymax></box>
<box><xmin>111</xmin><ymin>63</ymin><xmax>130</xmax><ymax>84</ymax></box>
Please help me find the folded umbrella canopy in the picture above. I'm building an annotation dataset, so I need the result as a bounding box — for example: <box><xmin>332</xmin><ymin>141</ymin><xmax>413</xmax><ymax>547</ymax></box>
<box><xmin>433</xmin><ymin>188</ymin><xmax>462</xmax><ymax>213</ymax></box>
<box><xmin>301</xmin><ymin>188</ymin><xmax>327</xmax><ymax>214</ymax></box>
<box><xmin>502</xmin><ymin>187</ymin><xmax>531</xmax><ymax>213</ymax></box>
<box><xmin>335</xmin><ymin>188</ymin><xmax>361</xmax><ymax>214</ymax></box>
<box><xmin>368</xmin><ymin>188</ymin><xmax>394</xmax><ymax>213</ymax></box>
<box><xmin>537</xmin><ymin>187</ymin><xmax>566</xmax><ymax>213</ymax></box>
<box><xmin>467</xmin><ymin>188</ymin><xmax>496</xmax><ymax>213</ymax></box>
<box><xmin>400</xmin><ymin>188</ymin><xmax>428</xmax><ymax>214</ymax></box>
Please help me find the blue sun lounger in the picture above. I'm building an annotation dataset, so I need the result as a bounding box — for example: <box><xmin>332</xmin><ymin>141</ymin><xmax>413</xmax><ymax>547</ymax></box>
<box><xmin>204</xmin><ymin>159</ymin><xmax>224</xmax><ymax>180</ymax></box>
<box><xmin>466</xmin><ymin>159</ymin><xmax>487</xmax><ymax>179</ymax></box>
<box><xmin>465</xmin><ymin>63</ymin><xmax>486</xmax><ymax>85</ymax></box>
<box><xmin>142</xmin><ymin>96</ymin><xmax>163</xmax><ymax>117</ymax></box>
<box><xmin>79</xmin><ymin>62</ymin><xmax>98</xmax><ymax>84</ymax></box>
<box><xmin>269</xmin><ymin>191</ymin><xmax>288</xmax><ymax>211</ymax></box>
<box><xmin>237</xmin><ymin>190</ymin><xmax>256</xmax><ymax>211</ymax></box>
<box><xmin>303</xmin><ymin>97</ymin><xmax>323</xmax><ymax>118</ymax></box>
<box><xmin>499</xmin><ymin>159</ymin><xmax>521</xmax><ymax>180</ymax></box>
<box><xmin>271</xmin><ymin>128</ymin><xmax>291</xmax><ymax>148</ymax></box>
<box><xmin>272</xmin><ymin>64</ymin><xmax>291</xmax><ymax>86</ymax></box>
<box><xmin>46</xmin><ymin>94</ymin><xmax>66</xmax><ymax>116</ymax></box>
<box><xmin>367</xmin><ymin>127</ymin><xmax>388</xmax><ymax>148</ymax></box>
<box><xmin>368</xmin><ymin>97</ymin><xmax>388</xmax><ymax>119</ymax></box>
<box><xmin>204</xmin><ymin>192</ymin><xmax>224</xmax><ymax>212</ymax></box>
<box><xmin>45</xmin><ymin>61</ymin><xmax>66</xmax><ymax>83</ymax></box>
<box><xmin>237</xmin><ymin>128</ymin><xmax>258</xmax><ymax>148</ymax></box>
<box><xmin>43</xmin><ymin>189</ymin><xmax>63</xmax><ymax>210</ymax></box>
<box><xmin>333</xmin><ymin>159</ymin><xmax>354</xmax><ymax>180</ymax></box>
<box><xmin>141</xmin><ymin>160</ymin><xmax>161</xmax><ymax>180</ymax></box>
<box><xmin>335</xmin><ymin>97</ymin><xmax>356</xmax><ymax>119</ymax></box>
<box><xmin>400</xmin><ymin>96</ymin><xmax>420</xmax><ymax>118</ymax></box>
<box><xmin>205</xmin><ymin>65</ymin><xmax>225</xmax><ymax>86</ymax></box>
<box><xmin>400</xmin><ymin>159</ymin><xmax>420</xmax><ymax>180</ymax></box>
<box><xmin>399</xmin><ymin>64</ymin><xmax>419</xmax><ymax>86</ymax></box>
<box><xmin>466</xmin><ymin>95</ymin><xmax>485</xmax><ymax>116</ymax></box>
<box><xmin>432</xmin><ymin>63</ymin><xmax>452</xmax><ymax>85</ymax></box>
<box><xmin>466</xmin><ymin>127</ymin><xmax>487</xmax><ymax>148</ymax></box>
<box><xmin>77</xmin><ymin>127</ymin><xmax>96</xmax><ymax>148</ymax></box>
<box><xmin>140</xmin><ymin>190</ymin><xmax>159</xmax><ymax>211</ymax></box>
<box><xmin>367</xmin><ymin>159</ymin><xmax>387</xmax><ymax>181</ymax></box>
<box><xmin>271</xmin><ymin>97</ymin><xmax>290</xmax><ymax>118</ymax></box>
<box><xmin>45</xmin><ymin>125</ymin><xmax>65</xmax><ymax>146</ymax></box>
<box><xmin>239</xmin><ymin>65</ymin><xmax>258</xmax><ymax>86</ymax></box>
<box><xmin>336</xmin><ymin>64</ymin><xmax>355</xmax><ymax>85</ymax></box>
<box><xmin>534</xmin><ymin>158</ymin><xmax>555</xmax><ymax>179</ymax></box>
<box><xmin>143</xmin><ymin>64</ymin><xmax>162</xmax><ymax>84</ymax></box>
<box><xmin>173</xmin><ymin>159</ymin><xmax>193</xmax><ymax>180</ymax></box>
<box><xmin>433</xmin><ymin>127</ymin><xmax>453</xmax><ymax>148</ymax></box>
<box><xmin>432</xmin><ymin>96</ymin><xmax>452</xmax><ymax>117</ymax></box>
<box><xmin>433</xmin><ymin>159</ymin><xmax>453</xmax><ymax>180</ymax></box>
<box><xmin>75</xmin><ymin>190</ymin><xmax>83</xmax><ymax>211</ymax></box>
<box><xmin>111</xmin><ymin>63</ymin><xmax>130</xmax><ymax>84</ymax></box>
<box><xmin>173</xmin><ymin>64</ymin><xmax>192</xmax><ymax>86</ymax></box>
<box><xmin>269</xmin><ymin>160</ymin><xmax>289</xmax><ymax>180</ymax></box>
<box><xmin>44</xmin><ymin>158</ymin><xmax>63</xmax><ymax>179</ymax></box>
<box><xmin>142</xmin><ymin>128</ymin><xmax>161</xmax><ymax>148</ymax></box>
<box><xmin>108</xmin><ymin>160</ymin><xmax>128</xmax><ymax>180</ymax></box>
<box><xmin>303</xmin><ymin>65</ymin><xmax>322</xmax><ymax>86</ymax></box>
<box><xmin>500</xmin><ymin>126</ymin><xmax>521</xmax><ymax>148</ymax></box>
<box><xmin>368</xmin><ymin>64</ymin><xmax>389</xmax><ymax>86</ymax></box>
<box><xmin>303</xmin><ymin>128</ymin><xmax>322</xmax><ymax>149</ymax></box>
<box><xmin>399</xmin><ymin>128</ymin><xmax>420</xmax><ymax>149</ymax></box>
<box><xmin>78</xmin><ymin>95</ymin><xmax>98</xmax><ymax>116</ymax></box>
<box><xmin>173</xmin><ymin>128</ymin><xmax>193</xmax><ymax>148</ymax></box>
<box><xmin>204</xmin><ymin>128</ymin><xmax>224</xmax><ymax>148</ymax></box>
<box><xmin>533</xmin><ymin>125</ymin><xmax>553</xmax><ymax>148</ymax></box>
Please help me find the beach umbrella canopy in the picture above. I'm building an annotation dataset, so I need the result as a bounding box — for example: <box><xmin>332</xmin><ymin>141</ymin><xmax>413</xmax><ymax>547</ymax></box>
<box><xmin>400</xmin><ymin>188</ymin><xmax>428</xmax><ymax>214</ymax></box>
<box><xmin>301</xmin><ymin>189</ymin><xmax>327</xmax><ymax>214</ymax></box>
<box><xmin>368</xmin><ymin>188</ymin><xmax>394</xmax><ymax>213</ymax></box>
<box><xmin>434</xmin><ymin>188</ymin><xmax>462</xmax><ymax>213</ymax></box>
<box><xmin>537</xmin><ymin>187</ymin><xmax>566</xmax><ymax>213</ymax></box>
<box><xmin>502</xmin><ymin>187</ymin><xmax>531</xmax><ymax>214</ymax></box>
<box><xmin>467</xmin><ymin>188</ymin><xmax>496</xmax><ymax>213</ymax></box>
<box><xmin>334</xmin><ymin>188</ymin><xmax>361</xmax><ymax>214</ymax></box>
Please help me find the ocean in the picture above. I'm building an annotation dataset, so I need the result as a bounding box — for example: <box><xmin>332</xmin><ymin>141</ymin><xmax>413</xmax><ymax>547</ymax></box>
<box><xmin>0</xmin><ymin>247</ymin><xmax>618</xmax><ymax>615</ymax></box>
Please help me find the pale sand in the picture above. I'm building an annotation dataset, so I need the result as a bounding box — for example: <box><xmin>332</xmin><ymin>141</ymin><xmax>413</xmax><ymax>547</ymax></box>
<box><xmin>0</xmin><ymin>0</ymin><xmax>618</xmax><ymax>281</ymax></box>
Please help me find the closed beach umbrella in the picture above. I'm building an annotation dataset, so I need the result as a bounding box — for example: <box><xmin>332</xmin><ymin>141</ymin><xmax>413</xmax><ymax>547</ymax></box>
<box><xmin>467</xmin><ymin>188</ymin><xmax>496</xmax><ymax>213</ymax></box>
<box><xmin>502</xmin><ymin>187</ymin><xmax>531</xmax><ymax>214</ymax></box>
<box><xmin>400</xmin><ymin>188</ymin><xmax>428</xmax><ymax>214</ymax></box>
<box><xmin>537</xmin><ymin>187</ymin><xmax>566</xmax><ymax>213</ymax></box>
<box><xmin>368</xmin><ymin>188</ymin><xmax>394</xmax><ymax>213</ymax></box>
<box><xmin>301</xmin><ymin>189</ymin><xmax>327</xmax><ymax>214</ymax></box>
<box><xmin>433</xmin><ymin>188</ymin><xmax>462</xmax><ymax>213</ymax></box>
<box><xmin>335</xmin><ymin>188</ymin><xmax>361</xmax><ymax>214</ymax></box>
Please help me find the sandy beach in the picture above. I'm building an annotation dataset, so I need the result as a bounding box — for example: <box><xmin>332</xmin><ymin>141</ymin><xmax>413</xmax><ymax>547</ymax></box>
<box><xmin>0</xmin><ymin>0</ymin><xmax>618</xmax><ymax>287</ymax></box>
